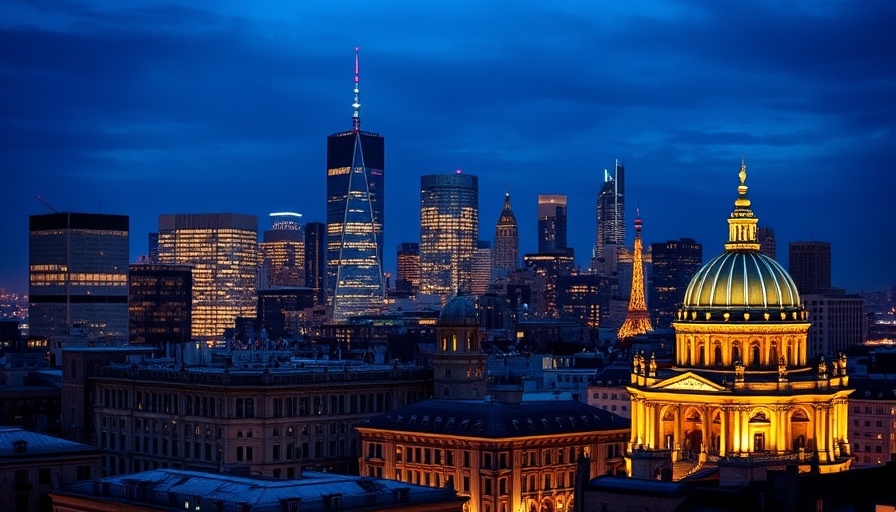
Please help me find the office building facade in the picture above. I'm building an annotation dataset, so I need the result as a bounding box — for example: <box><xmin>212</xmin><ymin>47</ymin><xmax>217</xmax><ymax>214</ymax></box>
<box><xmin>593</xmin><ymin>162</ymin><xmax>625</xmax><ymax>274</ymax></box>
<box><xmin>537</xmin><ymin>194</ymin><xmax>567</xmax><ymax>253</ymax></box>
<box><xmin>260</xmin><ymin>212</ymin><xmax>305</xmax><ymax>289</ymax></box>
<box><xmin>471</xmin><ymin>240</ymin><xmax>492</xmax><ymax>296</ymax></box>
<box><xmin>326</xmin><ymin>128</ymin><xmax>385</xmax><ymax>321</ymax></box>
<box><xmin>649</xmin><ymin>238</ymin><xmax>703</xmax><ymax>329</ymax></box>
<box><xmin>419</xmin><ymin>173</ymin><xmax>479</xmax><ymax>299</ymax></box>
<box><xmin>304</xmin><ymin>222</ymin><xmax>327</xmax><ymax>305</ymax></box>
<box><xmin>396</xmin><ymin>242</ymin><xmax>421</xmax><ymax>293</ymax></box>
<box><xmin>492</xmin><ymin>191</ymin><xmax>519</xmax><ymax>278</ymax></box>
<box><xmin>29</xmin><ymin>213</ymin><xmax>129</xmax><ymax>340</ymax></box>
<box><xmin>757</xmin><ymin>226</ymin><xmax>776</xmax><ymax>259</ymax></box>
<box><xmin>789</xmin><ymin>241</ymin><xmax>832</xmax><ymax>294</ymax></box>
<box><xmin>128</xmin><ymin>264</ymin><xmax>192</xmax><ymax>346</ymax></box>
<box><xmin>157</xmin><ymin>213</ymin><xmax>258</xmax><ymax>340</ymax></box>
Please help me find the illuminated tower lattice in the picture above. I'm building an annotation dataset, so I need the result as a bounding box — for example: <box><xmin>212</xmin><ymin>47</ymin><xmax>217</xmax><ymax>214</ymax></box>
<box><xmin>618</xmin><ymin>210</ymin><xmax>653</xmax><ymax>340</ymax></box>
<box><xmin>327</xmin><ymin>47</ymin><xmax>385</xmax><ymax>322</ymax></box>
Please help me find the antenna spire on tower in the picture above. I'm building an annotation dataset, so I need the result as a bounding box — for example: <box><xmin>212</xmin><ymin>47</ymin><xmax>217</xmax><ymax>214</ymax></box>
<box><xmin>352</xmin><ymin>46</ymin><xmax>361</xmax><ymax>132</ymax></box>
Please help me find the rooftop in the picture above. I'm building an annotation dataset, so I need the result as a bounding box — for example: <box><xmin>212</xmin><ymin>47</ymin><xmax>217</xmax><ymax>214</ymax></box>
<box><xmin>56</xmin><ymin>468</ymin><xmax>464</xmax><ymax>512</ymax></box>
<box><xmin>0</xmin><ymin>426</ymin><xmax>97</xmax><ymax>457</ymax></box>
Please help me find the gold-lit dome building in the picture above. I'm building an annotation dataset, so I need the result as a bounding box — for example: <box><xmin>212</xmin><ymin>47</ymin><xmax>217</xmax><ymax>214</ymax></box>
<box><xmin>626</xmin><ymin>161</ymin><xmax>852</xmax><ymax>484</ymax></box>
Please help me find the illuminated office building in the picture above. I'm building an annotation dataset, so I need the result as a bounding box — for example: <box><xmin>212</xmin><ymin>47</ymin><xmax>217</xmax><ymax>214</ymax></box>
<box><xmin>29</xmin><ymin>213</ymin><xmax>129</xmax><ymax>340</ymax></box>
<box><xmin>326</xmin><ymin>49</ymin><xmax>385</xmax><ymax>322</ymax></box>
<box><xmin>593</xmin><ymin>161</ymin><xmax>625</xmax><ymax>274</ymax></box>
<box><xmin>537</xmin><ymin>194</ymin><xmax>567</xmax><ymax>253</ymax></box>
<box><xmin>419</xmin><ymin>172</ymin><xmax>479</xmax><ymax>299</ymax></box>
<box><xmin>128</xmin><ymin>263</ymin><xmax>192</xmax><ymax>346</ymax></box>
<box><xmin>396</xmin><ymin>242</ymin><xmax>421</xmax><ymax>293</ymax></box>
<box><xmin>304</xmin><ymin>222</ymin><xmax>327</xmax><ymax>305</ymax></box>
<box><xmin>471</xmin><ymin>240</ymin><xmax>492</xmax><ymax>296</ymax></box>
<box><xmin>649</xmin><ymin>238</ymin><xmax>702</xmax><ymax>329</ymax></box>
<box><xmin>627</xmin><ymin>162</ymin><xmax>852</xmax><ymax>484</ymax></box>
<box><xmin>523</xmin><ymin>250</ymin><xmax>575</xmax><ymax>318</ymax></box>
<box><xmin>260</xmin><ymin>212</ymin><xmax>305</xmax><ymax>289</ymax></box>
<box><xmin>157</xmin><ymin>213</ymin><xmax>258</xmax><ymax>340</ymax></box>
<box><xmin>492</xmin><ymin>190</ymin><xmax>519</xmax><ymax>278</ymax></box>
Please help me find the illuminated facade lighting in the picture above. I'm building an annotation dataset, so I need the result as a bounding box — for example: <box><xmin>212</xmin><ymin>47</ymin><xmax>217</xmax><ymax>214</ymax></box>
<box><xmin>157</xmin><ymin>213</ymin><xmax>258</xmax><ymax>340</ymax></box>
<box><xmin>492</xmin><ymin>190</ymin><xmax>519</xmax><ymax>279</ymax></box>
<box><xmin>419</xmin><ymin>173</ymin><xmax>479</xmax><ymax>299</ymax></box>
<box><xmin>28</xmin><ymin>213</ymin><xmax>129</xmax><ymax>340</ymax></box>
<box><xmin>260</xmin><ymin>212</ymin><xmax>305</xmax><ymax>288</ymax></box>
<box><xmin>593</xmin><ymin>161</ymin><xmax>625</xmax><ymax>274</ymax></box>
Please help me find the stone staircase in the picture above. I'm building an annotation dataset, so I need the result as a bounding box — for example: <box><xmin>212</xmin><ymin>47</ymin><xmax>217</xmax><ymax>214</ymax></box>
<box><xmin>672</xmin><ymin>459</ymin><xmax>700</xmax><ymax>480</ymax></box>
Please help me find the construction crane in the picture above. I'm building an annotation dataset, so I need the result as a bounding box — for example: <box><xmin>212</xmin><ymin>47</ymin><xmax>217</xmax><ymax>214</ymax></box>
<box><xmin>37</xmin><ymin>195</ymin><xmax>59</xmax><ymax>213</ymax></box>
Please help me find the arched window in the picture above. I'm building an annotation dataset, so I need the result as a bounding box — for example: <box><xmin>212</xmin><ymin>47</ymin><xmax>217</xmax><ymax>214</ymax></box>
<box><xmin>714</xmin><ymin>345</ymin><xmax>723</xmax><ymax>366</ymax></box>
<box><xmin>751</xmin><ymin>345</ymin><xmax>761</xmax><ymax>367</ymax></box>
<box><xmin>732</xmin><ymin>344</ymin><xmax>741</xmax><ymax>364</ymax></box>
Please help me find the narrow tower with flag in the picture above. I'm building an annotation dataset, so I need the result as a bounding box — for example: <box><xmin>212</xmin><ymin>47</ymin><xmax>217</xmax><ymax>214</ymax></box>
<box><xmin>618</xmin><ymin>208</ymin><xmax>653</xmax><ymax>340</ymax></box>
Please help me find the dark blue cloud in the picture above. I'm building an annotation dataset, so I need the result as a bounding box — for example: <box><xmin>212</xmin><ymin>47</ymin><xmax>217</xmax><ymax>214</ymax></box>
<box><xmin>1</xmin><ymin>0</ymin><xmax>893</xmax><ymax>294</ymax></box>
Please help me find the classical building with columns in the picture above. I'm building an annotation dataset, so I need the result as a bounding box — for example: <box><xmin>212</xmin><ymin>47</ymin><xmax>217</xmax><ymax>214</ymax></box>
<box><xmin>357</xmin><ymin>295</ymin><xmax>629</xmax><ymax>512</ymax></box>
<box><xmin>626</xmin><ymin>162</ymin><xmax>853</xmax><ymax>484</ymax></box>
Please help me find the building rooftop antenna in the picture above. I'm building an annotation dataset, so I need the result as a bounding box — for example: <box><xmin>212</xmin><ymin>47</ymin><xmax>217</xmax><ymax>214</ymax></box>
<box><xmin>37</xmin><ymin>195</ymin><xmax>59</xmax><ymax>213</ymax></box>
<box><xmin>352</xmin><ymin>46</ymin><xmax>361</xmax><ymax>132</ymax></box>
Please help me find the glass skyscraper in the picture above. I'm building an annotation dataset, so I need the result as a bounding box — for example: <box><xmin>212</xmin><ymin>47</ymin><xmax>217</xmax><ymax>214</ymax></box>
<box><xmin>537</xmin><ymin>194</ymin><xmax>567</xmax><ymax>253</ymax></box>
<box><xmin>260</xmin><ymin>212</ymin><xmax>304</xmax><ymax>289</ymax></box>
<box><xmin>28</xmin><ymin>213</ymin><xmax>129</xmax><ymax>340</ymax></box>
<box><xmin>326</xmin><ymin>130</ymin><xmax>385</xmax><ymax>322</ymax></box>
<box><xmin>128</xmin><ymin>263</ymin><xmax>192</xmax><ymax>346</ymax></box>
<box><xmin>157</xmin><ymin>213</ymin><xmax>258</xmax><ymax>340</ymax></box>
<box><xmin>649</xmin><ymin>238</ymin><xmax>703</xmax><ymax>329</ymax></box>
<box><xmin>325</xmin><ymin>49</ymin><xmax>385</xmax><ymax>322</ymax></box>
<box><xmin>593</xmin><ymin>161</ymin><xmax>625</xmax><ymax>273</ymax></box>
<box><xmin>419</xmin><ymin>172</ymin><xmax>479</xmax><ymax>299</ymax></box>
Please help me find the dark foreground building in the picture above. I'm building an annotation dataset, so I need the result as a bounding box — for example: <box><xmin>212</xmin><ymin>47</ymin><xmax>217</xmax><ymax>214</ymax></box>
<box><xmin>52</xmin><ymin>468</ymin><xmax>466</xmax><ymax>512</ymax></box>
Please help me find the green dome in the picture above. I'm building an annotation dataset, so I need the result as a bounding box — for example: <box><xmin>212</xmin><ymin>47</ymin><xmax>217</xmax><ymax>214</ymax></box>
<box><xmin>683</xmin><ymin>251</ymin><xmax>801</xmax><ymax>310</ymax></box>
<box><xmin>438</xmin><ymin>295</ymin><xmax>478</xmax><ymax>325</ymax></box>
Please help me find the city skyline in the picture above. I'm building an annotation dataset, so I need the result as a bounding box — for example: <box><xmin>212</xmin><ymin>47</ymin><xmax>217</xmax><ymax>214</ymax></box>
<box><xmin>2</xmin><ymin>1</ymin><xmax>894</xmax><ymax>294</ymax></box>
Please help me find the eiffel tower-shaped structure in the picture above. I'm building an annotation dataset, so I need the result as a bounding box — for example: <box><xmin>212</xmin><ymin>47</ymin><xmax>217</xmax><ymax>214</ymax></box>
<box><xmin>618</xmin><ymin>209</ymin><xmax>653</xmax><ymax>340</ymax></box>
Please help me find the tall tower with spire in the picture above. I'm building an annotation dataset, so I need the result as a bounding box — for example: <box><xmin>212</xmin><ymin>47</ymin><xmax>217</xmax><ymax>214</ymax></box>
<box><xmin>492</xmin><ymin>189</ymin><xmax>519</xmax><ymax>279</ymax></box>
<box><xmin>617</xmin><ymin>209</ymin><xmax>653</xmax><ymax>340</ymax></box>
<box><xmin>593</xmin><ymin>161</ymin><xmax>625</xmax><ymax>274</ymax></box>
<box><xmin>326</xmin><ymin>47</ymin><xmax>385</xmax><ymax>322</ymax></box>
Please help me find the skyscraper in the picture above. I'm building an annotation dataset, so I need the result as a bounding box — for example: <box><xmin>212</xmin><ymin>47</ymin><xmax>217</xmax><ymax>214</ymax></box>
<box><xmin>326</xmin><ymin>48</ymin><xmax>385</xmax><ymax>322</ymax></box>
<box><xmin>419</xmin><ymin>172</ymin><xmax>479</xmax><ymax>299</ymax></box>
<box><xmin>617</xmin><ymin>210</ymin><xmax>653</xmax><ymax>340</ymax></box>
<box><xmin>537</xmin><ymin>194</ymin><xmax>567</xmax><ymax>253</ymax></box>
<box><xmin>757</xmin><ymin>226</ymin><xmax>776</xmax><ymax>259</ymax></box>
<box><xmin>157</xmin><ymin>213</ymin><xmax>258</xmax><ymax>340</ymax></box>
<box><xmin>396</xmin><ymin>242</ymin><xmax>420</xmax><ymax>293</ymax></box>
<box><xmin>593</xmin><ymin>161</ymin><xmax>625</xmax><ymax>273</ymax></box>
<box><xmin>259</xmin><ymin>212</ymin><xmax>304</xmax><ymax>289</ymax></box>
<box><xmin>29</xmin><ymin>213</ymin><xmax>129</xmax><ymax>340</ymax></box>
<box><xmin>492</xmin><ymin>190</ymin><xmax>519</xmax><ymax>278</ymax></box>
<box><xmin>471</xmin><ymin>240</ymin><xmax>492</xmax><ymax>296</ymax></box>
<box><xmin>304</xmin><ymin>222</ymin><xmax>326</xmax><ymax>305</ymax></box>
<box><xmin>650</xmin><ymin>238</ymin><xmax>703</xmax><ymax>329</ymax></box>
<box><xmin>128</xmin><ymin>263</ymin><xmax>192</xmax><ymax>346</ymax></box>
<box><xmin>789</xmin><ymin>241</ymin><xmax>832</xmax><ymax>294</ymax></box>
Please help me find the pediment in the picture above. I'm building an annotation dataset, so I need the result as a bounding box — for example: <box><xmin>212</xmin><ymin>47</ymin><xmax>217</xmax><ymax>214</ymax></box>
<box><xmin>653</xmin><ymin>372</ymin><xmax>727</xmax><ymax>393</ymax></box>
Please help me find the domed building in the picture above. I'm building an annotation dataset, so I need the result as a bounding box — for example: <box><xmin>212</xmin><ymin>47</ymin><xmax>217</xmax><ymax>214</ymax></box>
<box><xmin>626</xmin><ymin>162</ymin><xmax>852</xmax><ymax>484</ymax></box>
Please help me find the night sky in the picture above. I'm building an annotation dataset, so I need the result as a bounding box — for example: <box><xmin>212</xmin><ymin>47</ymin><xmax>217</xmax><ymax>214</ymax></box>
<box><xmin>2</xmin><ymin>1</ymin><xmax>894</xmax><ymax>295</ymax></box>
